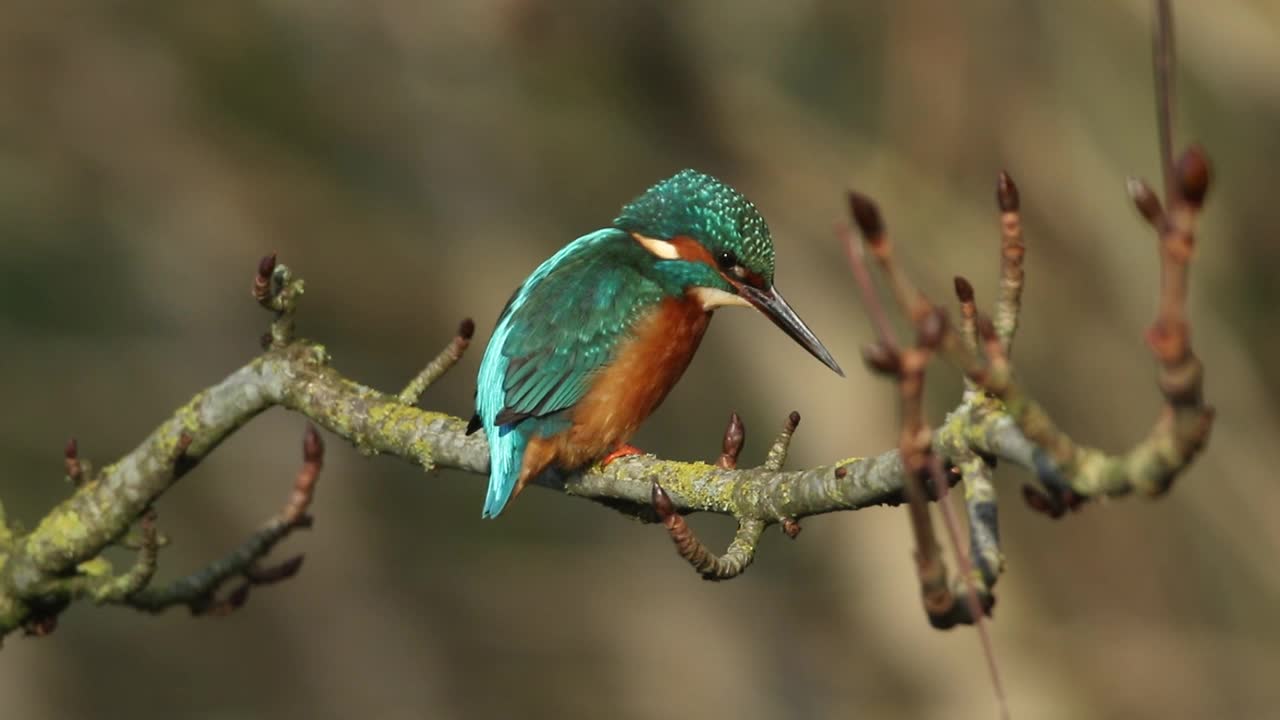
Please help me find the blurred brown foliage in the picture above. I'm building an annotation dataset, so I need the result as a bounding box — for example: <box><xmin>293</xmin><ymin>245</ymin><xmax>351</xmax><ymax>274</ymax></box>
<box><xmin>1</xmin><ymin>1</ymin><xmax>1278</xmax><ymax>718</ymax></box>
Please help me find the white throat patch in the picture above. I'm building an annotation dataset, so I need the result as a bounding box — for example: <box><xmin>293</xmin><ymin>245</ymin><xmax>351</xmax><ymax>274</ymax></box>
<box><xmin>691</xmin><ymin>286</ymin><xmax>752</xmax><ymax>310</ymax></box>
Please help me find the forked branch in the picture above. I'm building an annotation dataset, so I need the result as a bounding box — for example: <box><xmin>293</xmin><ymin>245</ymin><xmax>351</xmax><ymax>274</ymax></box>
<box><xmin>0</xmin><ymin>1</ymin><xmax>1209</xmax><ymax>650</ymax></box>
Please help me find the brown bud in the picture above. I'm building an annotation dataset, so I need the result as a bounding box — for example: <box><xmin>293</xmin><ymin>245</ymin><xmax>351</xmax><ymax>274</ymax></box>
<box><xmin>257</xmin><ymin>253</ymin><xmax>277</xmax><ymax>280</ymax></box>
<box><xmin>861</xmin><ymin>342</ymin><xmax>901</xmax><ymax>375</ymax></box>
<box><xmin>458</xmin><ymin>318</ymin><xmax>476</xmax><ymax>340</ymax></box>
<box><xmin>253</xmin><ymin>253</ymin><xmax>277</xmax><ymax>302</ymax></box>
<box><xmin>1175</xmin><ymin>144</ymin><xmax>1210</xmax><ymax>207</ymax></box>
<box><xmin>996</xmin><ymin>171</ymin><xmax>1020</xmax><ymax>212</ymax></box>
<box><xmin>722</xmin><ymin>412</ymin><xmax>745</xmax><ymax>455</ymax></box>
<box><xmin>782</xmin><ymin>518</ymin><xmax>802</xmax><ymax>539</ymax></box>
<box><xmin>650</xmin><ymin>481</ymin><xmax>676</xmax><ymax>519</ymax></box>
<box><xmin>1126</xmin><ymin>177</ymin><xmax>1163</xmax><ymax>225</ymax></box>
<box><xmin>953</xmin><ymin>276</ymin><xmax>975</xmax><ymax>304</ymax></box>
<box><xmin>847</xmin><ymin>191</ymin><xmax>885</xmax><ymax>243</ymax></box>
<box><xmin>786</xmin><ymin>410</ymin><xmax>801</xmax><ymax>433</ymax></box>
<box><xmin>834</xmin><ymin>465</ymin><xmax>848</xmax><ymax>479</ymax></box>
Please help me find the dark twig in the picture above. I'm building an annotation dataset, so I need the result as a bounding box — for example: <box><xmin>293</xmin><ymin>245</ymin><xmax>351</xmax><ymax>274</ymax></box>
<box><xmin>843</xmin><ymin>200</ymin><xmax>952</xmax><ymax>623</ymax></box>
<box><xmin>847</xmin><ymin>188</ymin><xmax>1008</xmax><ymax>718</ymax></box>
<box><xmin>840</xmin><ymin>223</ymin><xmax>900</xmax><ymax>354</ymax></box>
<box><xmin>847</xmin><ymin>193</ymin><xmax>932</xmax><ymax>325</ymax></box>
<box><xmin>399</xmin><ymin>319</ymin><xmax>476</xmax><ymax>406</ymax></box>
<box><xmin>651</xmin><ymin>483</ymin><xmax>764</xmax><ymax>581</ymax></box>
<box><xmin>124</xmin><ymin>425</ymin><xmax>323</xmax><ymax>615</ymax></box>
<box><xmin>937</xmin><ymin>454</ymin><xmax>1007</xmax><ymax>719</ymax></box>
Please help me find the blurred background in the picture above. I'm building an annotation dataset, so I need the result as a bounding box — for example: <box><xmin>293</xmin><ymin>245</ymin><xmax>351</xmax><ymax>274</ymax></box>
<box><xmin>1</xmin><ymin>1</ymin><xmax>1277</xmax><ymax>718</ymax></box>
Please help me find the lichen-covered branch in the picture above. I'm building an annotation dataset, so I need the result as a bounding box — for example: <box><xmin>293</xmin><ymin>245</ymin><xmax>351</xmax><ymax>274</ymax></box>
<box><xmin>651</xmin><ymin>411</ymin><xmax>805</xmax><ymax>580</ymax></box>
<box><xmin>0</xmin><ymin>1</ymin><xmax>1210</xmax><ymax>650</ymax></box>
<box><xmin>0</xmin><ymin>300</ymin><xmax>939</xmax><ymax>635</ymax></box>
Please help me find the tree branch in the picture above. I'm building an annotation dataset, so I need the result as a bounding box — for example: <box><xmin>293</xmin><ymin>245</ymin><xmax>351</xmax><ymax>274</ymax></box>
<box><xmin>0</xmin><ymin>1</ymin><xmax>1210</xmax><ymax>653</ymax></box>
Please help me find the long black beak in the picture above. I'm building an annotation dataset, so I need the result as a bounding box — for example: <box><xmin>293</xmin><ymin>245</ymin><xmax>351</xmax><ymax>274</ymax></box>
<box><xmin>740</xmin><ymin>284</ymin><xmax>844</xmax><ymax>376</ymax></box>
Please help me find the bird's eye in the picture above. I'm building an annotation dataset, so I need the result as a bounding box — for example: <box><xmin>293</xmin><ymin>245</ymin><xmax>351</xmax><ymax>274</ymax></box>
<box><xmin>716</xmin><ymin>251</ymin><xmax>748</xmax><ymax>279</ymax></box>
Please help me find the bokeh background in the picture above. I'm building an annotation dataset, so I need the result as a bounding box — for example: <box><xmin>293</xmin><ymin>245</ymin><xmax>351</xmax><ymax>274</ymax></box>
<box><xmin>1</xmin><ymin>1</ymin><xmax>1278</xmax><ymax>718</ymax></box>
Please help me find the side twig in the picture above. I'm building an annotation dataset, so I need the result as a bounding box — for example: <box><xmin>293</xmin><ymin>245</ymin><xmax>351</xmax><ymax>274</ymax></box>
<box><xmin>652</xmin><ymin>412</ymin><xmax>801</xmax><ymax>580</ymax></box>
<box><xmin>125</xmin><ymin>425</ymin><xmax>323</xmax><ymax>615</ymax></box>
<box><xmin>399</xmin><ymin>319</ymin><xmax>475</xmax><ymax>406</ymax></box>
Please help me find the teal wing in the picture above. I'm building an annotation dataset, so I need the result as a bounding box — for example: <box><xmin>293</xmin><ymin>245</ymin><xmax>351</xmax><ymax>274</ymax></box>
<box><xmin>495</xmin><ymin>234</ymin><xmax>665</xmax><ymax>426</ymax></box>
<box><xmin>474</xmin><ymin>227</ymin><xmax>663</xmax><ymax>517</ymax></box>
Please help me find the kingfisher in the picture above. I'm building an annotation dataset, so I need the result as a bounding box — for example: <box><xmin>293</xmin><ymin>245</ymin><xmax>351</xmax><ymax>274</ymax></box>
<box><xmin>466</xmin><ymin>169</ymin><xmax>843</xmax><ymax>517</ymax></box>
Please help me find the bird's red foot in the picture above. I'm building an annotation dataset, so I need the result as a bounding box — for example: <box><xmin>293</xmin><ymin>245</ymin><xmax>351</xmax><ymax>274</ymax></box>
<box><xmin>601</xmin><ymin>443</ymin><xmax>644</xmax><ymax>467</ymax></box>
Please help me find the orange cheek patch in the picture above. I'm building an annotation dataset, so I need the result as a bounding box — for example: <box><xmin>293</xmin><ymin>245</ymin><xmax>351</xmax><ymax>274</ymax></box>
<box><xmin>669</xmin><ymin>236</ymin><xmax>717</xmax><ymax>265</ymax></box>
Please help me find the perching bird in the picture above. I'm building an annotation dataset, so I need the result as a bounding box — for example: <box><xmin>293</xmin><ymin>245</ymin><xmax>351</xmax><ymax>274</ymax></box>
<box><xmin>467</xmin><ymin>169</ymin><xmax>843</xmax><ymax>517</ymax></box>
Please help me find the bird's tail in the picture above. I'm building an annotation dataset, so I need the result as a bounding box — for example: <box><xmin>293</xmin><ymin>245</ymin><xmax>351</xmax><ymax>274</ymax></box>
<box><xmin>481</xmin><ymin>425</ymin><xmax>524</xmax><ymax>518</ymax></box>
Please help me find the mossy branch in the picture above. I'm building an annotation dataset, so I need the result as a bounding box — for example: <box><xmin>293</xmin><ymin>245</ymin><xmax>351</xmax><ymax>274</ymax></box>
<box><xmin>0</xmin><ymin>1</ymin><xmax>1208</xmax><ymax>650</ymax></box>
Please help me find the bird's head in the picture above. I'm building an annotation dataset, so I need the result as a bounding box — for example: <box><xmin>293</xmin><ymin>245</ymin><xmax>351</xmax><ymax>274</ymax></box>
<box><xmin>615</xmin><ymin>169</ymin><xmax>843</xmax><ymax>376</ymax></box>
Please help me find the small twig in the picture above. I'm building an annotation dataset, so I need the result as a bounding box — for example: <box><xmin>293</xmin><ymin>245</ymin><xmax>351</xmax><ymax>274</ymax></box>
<box><xmin>124</xmin><ymin>424</ymin><xmax>323</xmax><ymax>615</ymax></box>
<box><xmin>846</xmin><ymin>188</ymin><xmax>1008</xmax><ymax>718</ymax></box>
<box><xmin>97</xmin><ymin>511</ymin><xmax>160</xmax><ymax>602</ymax></box>
<box><xmin>840</xmin><ymin>222</ymin><xmax>899</xmax><ymax>354</ymax></box>
<box><xmin>953</xmin><ymin>277</ymin><xmax>980</xmax><ymax>394</ymax></box>
<box><xmin>254</xmin><ymin>254</ymin><xmax>305</xmax><ymax>348</ymax></box>
<box><xmin>844</xmin><ymin>199</ymin><xmax>949</xmax><ymax>621</ymax></box>
<box><xmin>652</xmin><ymin>410</ymin><xmax>804</xmax><ymax>575</ymax></box>
<box><xmin>39</xmin><ymin>509</ymin><xmax>161</xmax><ymax>609</ymax></box>
<box><xmin>953</xmin><ymin>277</ymin><xmax>978</xmax><ymax>356</ymax></box>
<box><xmin>764</xmin><ymin>411</ymin><xmax>800</xmax><ymax>472</ymax></box>
<box><xmin>993</xmin><ymin>171</ymin><xmax>1025</xmax><ymax>354</ymax></box>
<box><xmin>765</xmin><ymin>411</ymin><xmax>802</xmax><ymax>536</ymax></box>
<box><xmin>933</xmin><ymin>453</ymin><xmax>1007</xmax><ymax>720</ymax></box>
<box><xmin>1154</xmin><ymin>0</ymin><xmax>1176</xmax><ymax>203</ymax></box>
<box><xmin>398</xmin><ymin>319</ymin><xmax>476</xmax><ymax>406</ymax></box>
<box><xmin>847</xmin><ymin>193</ymin><xmax>932</xmax><ymax>325</ymax></box>
<box><xmin>651</xmin><ymin>483</ymin><xmax>763</xmax><ymax>581</ymax></box>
